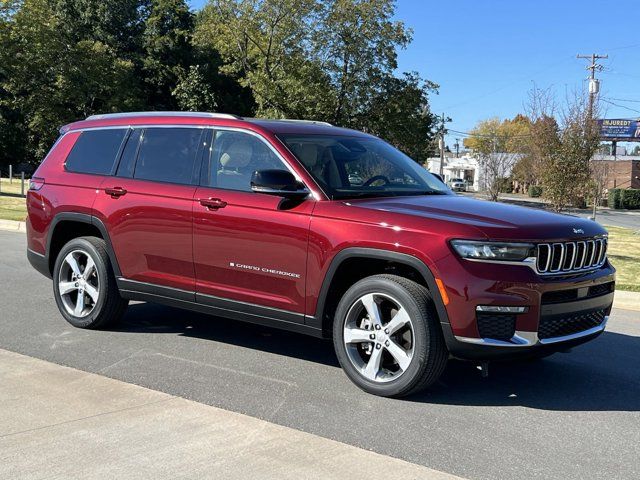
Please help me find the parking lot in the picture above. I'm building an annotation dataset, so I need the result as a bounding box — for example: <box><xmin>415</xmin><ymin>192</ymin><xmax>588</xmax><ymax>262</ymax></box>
<box><xmin>1</xmin><ymin>229</ymin><xmax>639</xmax><ymax>480</ymax></box>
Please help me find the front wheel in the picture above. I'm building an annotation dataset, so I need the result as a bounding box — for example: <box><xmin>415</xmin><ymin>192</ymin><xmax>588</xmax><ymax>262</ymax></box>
<box><xmin>53</xmin><ymin>236</ymin><xmax>128</xmax><ymax>329</ymax></box>
<box><xmin>333</xmin><ymin>274</ymin><xmax>448</xmax><ymax>397</ymax></box>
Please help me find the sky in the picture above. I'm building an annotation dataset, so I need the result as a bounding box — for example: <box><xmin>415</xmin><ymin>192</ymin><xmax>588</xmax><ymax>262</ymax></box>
<box><xmin>187</xmin><ymin>0</ymin><xmax>640</xmax><ymax>147</ymax></box>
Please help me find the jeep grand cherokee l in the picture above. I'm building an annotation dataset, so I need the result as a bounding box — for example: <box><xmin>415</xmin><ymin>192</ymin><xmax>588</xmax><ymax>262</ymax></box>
<box><xmin>26</xmin><ymin>111</ymin><xmax>615</xmax><ymax>397</ymax></box>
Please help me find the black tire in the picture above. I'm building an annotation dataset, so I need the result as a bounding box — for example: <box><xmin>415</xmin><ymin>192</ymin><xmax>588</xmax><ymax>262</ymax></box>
<box><xmin>333</xmin><ymin>274</ymin><xmax>448</xmax><ymax>397</ymax></box>
<box><xmin>52</xmin><ymin>236</ymin><xmax>128</xmax><ymax>329</ymax></box>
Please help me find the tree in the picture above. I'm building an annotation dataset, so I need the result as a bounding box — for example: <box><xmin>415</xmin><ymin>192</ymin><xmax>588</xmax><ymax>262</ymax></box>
<box><xmin>195</xmin><ymin>0</ymin><xmax>438</xmax><ymax>160</ymax></box>
<box><xmin>464</xmin><ymin>116</ymin><xmax>529</xmax><ymax>201</ymax></box>
<box><xmin>196</xmin><ymin>0</ymin><xmax>332</xmax><ymax>118</ymax></box>
<box><xmin>314</xmin><ymin>0</ymin><xmax>410</xmax><ymax>125</ymax></box>
<box><xmin>524</xmin><ymin>85</ymin><xmax>600</xmax><ymax>211</ymax></box>
<box><xmin>172</xmin><ymin>64</ymin><xmax>218</xmax><ymax>111</ymax></box>
<box><xmin>1</xmin><ymin>0</ymin><xmax>140</xmax><ymax>162</ymax></box>
<box><xmin>50</xmin><ymin>0</ymin><xmax>147</xmax><ymax>57</ymax></box>
<box><xmin>355</xmin><ymin>72</ymin><xmax>438</xmax><ymax>164</ymax></box>
<box><xmin>142</xmin><ymin>0</ymin><xmax>194</xmax><ymax>109</ymax></box>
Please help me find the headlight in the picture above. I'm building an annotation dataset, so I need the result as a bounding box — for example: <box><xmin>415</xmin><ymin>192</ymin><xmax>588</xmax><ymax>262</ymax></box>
<box><xmin>451</xmin><ymin>240</ymin><xmax>535</xmax><ymax>262</ymax></box>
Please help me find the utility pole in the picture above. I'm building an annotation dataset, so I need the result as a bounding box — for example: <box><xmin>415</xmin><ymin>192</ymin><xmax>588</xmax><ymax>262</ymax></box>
<box><xmin>454</xmin><ymin>138</ymin><xmax>460</xmax><ymax>158</ymax></box>
<box><xmin>437</xmin><ymin>112</ymin><xmax>450</xmax><ymax>176</ymax></box>
<box><xmin>577</xmin><ymin>53</ymin><xmax>607</xmax><ymax>221</ymax></box>
<box><xmin>576</xmin><ymin>53</ymin><xmax>608</xmax><ymax>118</ymax></box>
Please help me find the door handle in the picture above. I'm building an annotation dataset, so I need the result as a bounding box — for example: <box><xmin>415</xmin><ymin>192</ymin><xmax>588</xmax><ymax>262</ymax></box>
<box><xmin>200</xmin><ymin>198</ymin><xmax>227</xmax><ymax>210</ymax></box>
<box><xmin>105</xmin><ymin>187</ymin><xmax>127</xmax><ymax>198</ymax></box>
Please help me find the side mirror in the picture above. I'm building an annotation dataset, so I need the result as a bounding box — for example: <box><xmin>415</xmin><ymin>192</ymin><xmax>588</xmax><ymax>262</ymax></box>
<box><xmin>250</xmin><ymin>169</ymin><xmax>310</xmax><ymax>199</ymax></box>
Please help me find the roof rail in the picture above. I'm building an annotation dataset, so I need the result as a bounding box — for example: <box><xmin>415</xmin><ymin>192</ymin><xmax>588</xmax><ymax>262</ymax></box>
<box><xmin>246</xmin><ymin>117</ymin><xmax>333</xmax><ymax>127</ymax></box>
<box><xmin>85</xmin><ymin>111</ymin><xmax>242</xmax><ymax>121</ymax></box>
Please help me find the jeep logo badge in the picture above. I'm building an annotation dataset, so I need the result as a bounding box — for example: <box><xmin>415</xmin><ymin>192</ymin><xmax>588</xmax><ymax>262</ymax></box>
<box><xmin>573</xmin><ymin>228</ymin><xmax>584</xmax><ymax>234</ymax></box>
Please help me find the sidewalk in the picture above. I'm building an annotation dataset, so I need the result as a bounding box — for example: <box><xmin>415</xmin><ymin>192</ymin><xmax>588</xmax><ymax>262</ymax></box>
<box><xmin>0</xmin><ymin>349</ymin><xmax>462</xmax><ymax>480</ymax></box>
<box><xmin>0</xmin><ymin>218</ymin><xmax>25</xmax><ymax>232</ymax></box>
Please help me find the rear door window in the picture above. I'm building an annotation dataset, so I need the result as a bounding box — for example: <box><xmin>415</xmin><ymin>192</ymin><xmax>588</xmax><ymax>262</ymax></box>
<box><xmin>133</xmin><ymin>128</ymin><xmax>203</xmax><ymax>185</ymax></box>
<box><xmin>65</xmin><ymin>129</ymin><xmax>127</xmax><ymax>175</ymax></box>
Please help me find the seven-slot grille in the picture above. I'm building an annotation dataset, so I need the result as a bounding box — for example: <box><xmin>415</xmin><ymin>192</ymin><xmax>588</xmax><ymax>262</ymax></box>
<box><xmin>536</xmin><ymin>238</ymin><xmax>607</xmax><ymax>274</ymax></box>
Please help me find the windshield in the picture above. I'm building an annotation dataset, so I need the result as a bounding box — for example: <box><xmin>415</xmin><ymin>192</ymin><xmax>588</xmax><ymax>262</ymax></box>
<box><xmin>279</xmin><ymin>134</ymin><xmax>451</xmax><ymax>200</ymax></box>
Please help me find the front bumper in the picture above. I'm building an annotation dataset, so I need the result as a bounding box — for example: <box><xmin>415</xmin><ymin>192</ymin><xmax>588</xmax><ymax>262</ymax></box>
<box><xmin>436</xmin><ymin>254</ymin><xmax>615</xmax><ymax>360</ymax></box>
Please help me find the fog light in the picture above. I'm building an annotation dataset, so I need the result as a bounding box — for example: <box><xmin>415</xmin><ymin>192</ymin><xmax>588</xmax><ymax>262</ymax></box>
<box><xmin>476</xmin><ymin>305</ymin><xmax>527</xmax><ymax>313</ymax></box>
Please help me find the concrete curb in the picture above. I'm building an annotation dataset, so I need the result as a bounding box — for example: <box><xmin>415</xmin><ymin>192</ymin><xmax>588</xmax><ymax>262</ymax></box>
<box><xmin>0</xmin><ymin>349</ymin><xmax>463</xmax><ymax>480</ymax></box>
<box><xmin>0</xmin><ymin>218</ymin><xmax>26</xmax><ymax>232</ymax></box>
<box><xmin>613</xmin><ymin>290</ymin><xmax>640</xmax><ymax>312</ymax></box>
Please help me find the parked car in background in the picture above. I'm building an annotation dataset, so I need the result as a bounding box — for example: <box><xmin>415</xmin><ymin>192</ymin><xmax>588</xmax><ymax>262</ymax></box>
<box><xmin>448</xmin><ymin>178</ymin><xmax>467</xmax><ymax>192</ymax></box>
<box><xmin>27</xmin><ymin>111</ymin><xmax>615</xmax><ymax>398</ymax></box>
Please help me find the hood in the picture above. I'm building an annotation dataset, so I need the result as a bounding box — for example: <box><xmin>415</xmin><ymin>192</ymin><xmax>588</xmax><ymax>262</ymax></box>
<box><xmin>347</xmin><ymin>195</ymin><xmax>607</xmax><ymax>241</ymax></box>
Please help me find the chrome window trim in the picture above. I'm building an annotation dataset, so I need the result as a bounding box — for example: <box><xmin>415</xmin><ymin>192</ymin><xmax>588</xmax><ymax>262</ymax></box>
<box><xmin>61</xmin><ymin>124</ymin><xmax>319</xmax><ymax>200</ymax></box>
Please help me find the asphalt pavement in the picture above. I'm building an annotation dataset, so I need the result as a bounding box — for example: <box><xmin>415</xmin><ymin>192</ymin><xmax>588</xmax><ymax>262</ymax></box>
<box><xmin>1</xmin><ymin>230</ymin><xmax>639</xmax><ymax>480</ymax></box>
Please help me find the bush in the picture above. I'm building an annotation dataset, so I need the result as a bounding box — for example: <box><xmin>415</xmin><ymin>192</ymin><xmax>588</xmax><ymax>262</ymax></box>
<box><xmin>621</xmin><ymin>189</ymin><xmax>640</xmax><ymax>209</ymax></box>
<box><xmin>496</xmin><ymin>177</ymin><xmax>513</xmax><ymax>193</ymax></box>
<box><xmin>608</xmin><ymin>188</ymin><xmax>640</xmax><ymax>210</ymax></box>
<box><xmin>608</xmin><ymin>189</ymin><xmax>621</xmax><ymax>209</ymax></box>
<box><xmin>528</xmin><ymin>185</ymin><xmax>543</xmax><ymax>197</ymax></box>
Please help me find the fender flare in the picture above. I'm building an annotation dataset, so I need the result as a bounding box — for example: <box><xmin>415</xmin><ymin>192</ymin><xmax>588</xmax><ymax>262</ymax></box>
<box><xmin>45</xmin><ymin>212</ymin><xmax>122</xmax><ymax>277</ymax></box>
<box><xmin>313</xmin><ymin>247</ymin><xmax>450</xmax><ymax>333</ymax></box>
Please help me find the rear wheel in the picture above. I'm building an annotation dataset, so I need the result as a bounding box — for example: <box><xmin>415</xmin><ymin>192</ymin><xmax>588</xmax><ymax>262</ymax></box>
<box><xmin>333</xmin><ymin>274</ymin><xmax>448</xmax><ymax>397</ymax></box>
<box><xmin>53</xmin><ymin>236</ymin><xmax>128</xmax><ymax>329</ymax></box>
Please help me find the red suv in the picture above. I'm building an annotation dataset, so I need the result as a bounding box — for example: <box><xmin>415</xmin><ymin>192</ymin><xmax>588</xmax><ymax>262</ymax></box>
<box><xmin>26</xmin><ymin>112</ymin><xmax>615</xmax><ymax>397</ymax></box>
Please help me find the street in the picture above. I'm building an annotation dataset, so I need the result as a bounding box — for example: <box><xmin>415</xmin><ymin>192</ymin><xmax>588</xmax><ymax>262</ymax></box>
<box><xmin>461</xmin><ymin>192</ymin><xmax>640</xmax><ymax>230</ymax></box>
<box><xmin>1</xmin><ymin>230</ymin><xmax>639</xmax><ymax>480</ymax></box>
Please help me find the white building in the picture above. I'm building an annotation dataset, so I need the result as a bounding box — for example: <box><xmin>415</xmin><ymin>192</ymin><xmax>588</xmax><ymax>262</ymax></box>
<box><xmin>427</xmin><ymin>154</ymin><xmax>480</xmax><ymax>191</ymax></box>
<box><xmin>427</xmin><ymin>152</ymin><xmax>522</xmax><ymax>192</ymax></box>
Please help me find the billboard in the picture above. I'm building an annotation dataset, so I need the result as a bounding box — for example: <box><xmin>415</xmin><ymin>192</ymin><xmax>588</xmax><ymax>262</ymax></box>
<box><xmin>598</xmin><ymin>119</ymin><xmax>640</xmax><ymax>139</ymax></box>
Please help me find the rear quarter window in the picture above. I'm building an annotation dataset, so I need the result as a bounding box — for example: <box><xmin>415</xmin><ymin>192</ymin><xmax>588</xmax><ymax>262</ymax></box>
<box><xmin>64</xmin><ymin>129</ymin><xmax>127</xmax><ymax>175</ymax></box>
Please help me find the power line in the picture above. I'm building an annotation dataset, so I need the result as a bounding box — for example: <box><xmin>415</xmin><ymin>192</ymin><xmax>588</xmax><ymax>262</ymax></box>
<box><xmin>603</xmin><ymin>97</ymin><xmax>640</xmax><ymax>104</ymax></box>
<box><xmin>448</xmin><ymin>128</ymin><xmax>532</xmax><ymax>139</ymax></box>
<box><xmin>439</xmin><ymin>56</ymin><xmax>572</xmax><ymax>111</ymax></box>
<box><xmin>601</xmin><ymin>98</ymin><xmax>640</xmax><ymax>115</ymax></box>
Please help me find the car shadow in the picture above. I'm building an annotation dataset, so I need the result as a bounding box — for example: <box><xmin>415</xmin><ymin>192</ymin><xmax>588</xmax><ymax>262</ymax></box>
<box><xmin>117</xmin><ymin>302</ymin><xmax>341</xmax><ymax>368</ymax></box>
<box><xmin>117</xmin><ymin>302</ymin><xmax>640</xmax><ymax>411</ymax></box>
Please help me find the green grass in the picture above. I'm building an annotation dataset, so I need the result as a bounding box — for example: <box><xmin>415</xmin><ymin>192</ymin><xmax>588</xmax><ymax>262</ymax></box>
<box><xmin>0</xmin><ymin>177</ymin><xmax>28</xmax><ymax>196</ymax></box>
<box><xmin>0</xmin><ymin>195</ymin><xmax>27</xmax><ymax>221</ymax></box>
<box><xmin>606</xmin><ymin>226</ymin><xmax>640</xmax><ymax>292</ymax></box>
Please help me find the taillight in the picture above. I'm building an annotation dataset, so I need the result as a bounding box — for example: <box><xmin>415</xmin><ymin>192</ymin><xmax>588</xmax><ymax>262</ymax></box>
<box><xmin>28</xmin><ymin>177</ymin><xmax>45</xmax><ymax>191</ymax></box>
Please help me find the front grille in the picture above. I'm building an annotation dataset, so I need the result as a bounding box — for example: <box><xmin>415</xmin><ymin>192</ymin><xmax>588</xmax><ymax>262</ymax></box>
<box><xmin>536</xmin><ymin>238</ymin><xmax>607</xmax><ymax>275</ymax></box>
<box><xmin>541</xmin><ymin>281</ymin><xmax>615</xmax><ymax>305</ymax></box>
<box><xmin>477</xmin><ymin>313</ymin><xmax>516</xmax><ymax>340</ymax></box>
<box><xmin>538</xmin><ymin>309</ymin><xmax>607</xmax><ymax>339</ymax></box>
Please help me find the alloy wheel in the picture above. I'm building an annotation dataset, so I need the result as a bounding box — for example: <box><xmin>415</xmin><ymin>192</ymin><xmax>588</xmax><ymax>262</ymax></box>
<box><xmin>343</xmin><ymin>292</ymin><xmax>415</xmax><ymax>383</ymax></box>
<box><xmin>57</xmin><ymin>249</ymin><xmax>100</xmax><ymax>318</ymax></box>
